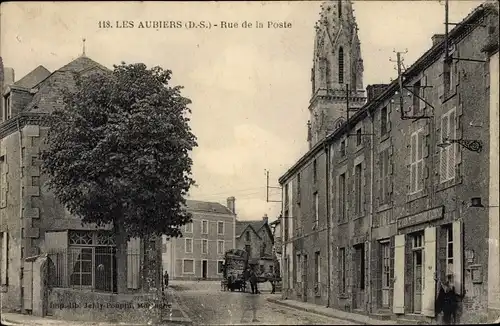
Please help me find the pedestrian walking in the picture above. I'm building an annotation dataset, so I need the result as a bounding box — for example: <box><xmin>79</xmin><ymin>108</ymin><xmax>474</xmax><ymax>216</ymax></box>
<box><xmin>435</xmin><ymin>273</ymin><xmax>462</xmax><ymax>325</ymax></box>
<box><xmin>270</xmin><ymin>272</ymin><xmax>276</xmax><ymax>294</ymax></box>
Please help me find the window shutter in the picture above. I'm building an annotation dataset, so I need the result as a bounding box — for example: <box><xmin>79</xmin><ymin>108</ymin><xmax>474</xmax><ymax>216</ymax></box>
<box><xmin>418</xmin><ymin>132</ymin><xmax>425</xmax><ymax>190</ymax></box>
<box><xmin>1</xmin><ymin>232</ymin><xmax>8</xmax><ymax>285</ymax></box>
<box><xmin>453</xmin><ymin>220</ymin><xmax>463</xmax><ymax>296</ymax></box>
<box><xmin>438</xmin><ymin>61</ymin><xmax>445</xmax><ymax>100</ymax></box>
<box><xmin>393</xmin><ymin>234</ymin><xmax>405</xmax><ymax>314</ymax></box>
<box><xmin>447</xmin><ymin>110</ymin><xmax>457</xmax><ymax>180</ymax></box>
<box><xmin>127</xmin><ymin>237</ymin><xmax>141</xmax><ymax>289</ymax></box>
<box><xmin>422</xmin><ymin>227</ymin><xmax>437</xmax><ymax>317</ymax></box>
<box><xmin>410</xmin><ymin>134</ymin><xmax>417</xmax><ymax>192</ymax></box>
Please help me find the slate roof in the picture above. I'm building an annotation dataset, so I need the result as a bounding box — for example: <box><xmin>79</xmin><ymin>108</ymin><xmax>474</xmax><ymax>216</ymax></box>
<box><xmin>185</xmin><ymin>200</ymin><xmax>234</xmax><ymax>215</ymax></box>
<box><xmin>235</xmin><ymin>220</ymin><xmax>267</xmax><ymax>238</ymax></box>
<box><xmin>24</xmin><ymin>55</ymin><xmax>110</xmax><ymax>113</ymax></box>
<box><xmin>14</xmin><ymin>65</ymin><xmax>51</xmax><ymax>89</ymax></box>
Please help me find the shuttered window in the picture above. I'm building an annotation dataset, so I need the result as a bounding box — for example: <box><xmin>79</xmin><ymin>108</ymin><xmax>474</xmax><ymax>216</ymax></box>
<box><xmin>409</xmin><ymin>129</ymin><xmax>425</xmax><ymax>193</ymax></box>
<box><xmin>440</xmin><ymin>108</ymin><xmax>457</xmax><ymax>182</ymax></box>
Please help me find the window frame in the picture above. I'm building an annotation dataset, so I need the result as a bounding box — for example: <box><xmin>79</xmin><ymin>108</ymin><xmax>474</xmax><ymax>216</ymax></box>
<box><xmin>184</xmin><ymin>222</ymin><xmax>193</xmax><ymax>233</ymax></box>
<box><xmin>217</xmin><ymin>240</ymin><xmax>225</xmax><ymax>255</ymax></box>
<box><xmin>201</xmin><ymin>220</ymin><xmax>209</xmax><ymax>234</ymax></box>
<box><xmin>185</xmin><ymin>238</ymin><xmax>193</xmax><ymax>254</ymax></box>
<box><xmin>217</xmin><ymin>221</ymin><xmax>224</xmax><ymax>235</ymax></box>
<box><xmin>440</xmin><ymin>107</ymin><xmax>457</xmax><ymax>183</ymax></box>
<box><xmin>201</xmin><ymin>239</ymin><xmax>208</xmax><ymax>254</ymax></box>
<box><xmin>409</xmin><ymin>128</ymin><xmax>425</xmax><ymax>194</ymax></box>
<box><xmin>182</xmin><ymin>259</ymin><xmax>195</xmax><ymax>274</ymax></box>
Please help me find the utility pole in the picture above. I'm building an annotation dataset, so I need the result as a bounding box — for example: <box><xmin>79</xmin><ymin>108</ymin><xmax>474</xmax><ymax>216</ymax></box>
<box><xmin>265</xmin><ymin>169</ymin><xmax>282</xmax><ymax>203</ymax></box>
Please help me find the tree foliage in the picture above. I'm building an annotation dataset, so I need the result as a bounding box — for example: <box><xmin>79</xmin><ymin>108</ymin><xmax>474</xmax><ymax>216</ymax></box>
<box><xmin>41</xmin><ymin>62</ymin><xmax>197</xmax><ymax>240</ymax></box>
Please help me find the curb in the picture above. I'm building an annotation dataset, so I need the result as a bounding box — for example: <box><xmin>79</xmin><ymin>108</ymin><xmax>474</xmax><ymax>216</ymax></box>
<box><xmin>163</xmin><ymin>288</ymin><xmax>193</xmax><ymax>325</ymax></box>
<box><xmin>266</xmin><ymin>298</ymin><xmax>388</xmax><ymax>325</ymax></box>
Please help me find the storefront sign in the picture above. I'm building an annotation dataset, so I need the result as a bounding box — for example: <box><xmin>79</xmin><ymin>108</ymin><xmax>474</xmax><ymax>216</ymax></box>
<box><xmin>397</xmin><ymin>206</ymin><xmax>444</xmax><ymax>229</ymax></box>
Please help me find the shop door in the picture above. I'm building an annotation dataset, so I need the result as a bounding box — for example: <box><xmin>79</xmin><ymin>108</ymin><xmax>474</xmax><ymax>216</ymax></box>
<box><xmin>381</xmin><ymin>241</ymin><xmax>391</xmax><ymax>308</ymax></box>
<box><xmin>412</xmin><ymin>234</ymin><xmax>424</xmax><ymax>313</ymax></box>
<box><xmin>302</xmin><ymin>255</ymin><xmax>308</xmax><ymax>302</ymax></box>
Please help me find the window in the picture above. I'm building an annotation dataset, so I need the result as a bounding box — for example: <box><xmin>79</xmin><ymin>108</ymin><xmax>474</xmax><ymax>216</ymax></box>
<box><xmin>217</xmin><ymin>240</ymin><xmax>225</xmax><ymax>255</ymax></box>
<box><xmin>354</xmin><ymin>163</ymin><xmax>362</xmax><ymax>216</ymax></box>
<box><xmin>245</xmin><ymin>231</ymin><xmax>251</xmax><ymax>242</ymax></box>
<box><xmin>0</xmin><ymin>232</ymin><xmax>8</xmax><ymax>285</ymax></box>
<box><xmin>67</xmin><ymin>231</ymin><xmax>118</xmax><ymax>292</ymax></box>
<box><xmin>184</xmin><ymin>222</ymin><xmax>193</xmax><ymax>233</ymax></box>
<box><xmin>183</xmin><ymin>259</ymin><xmax>194</xmax><ymax>274</ymax></box>
<box><xmin>217</xmin><ymin>260</ymin><xmax>224</xmax><ymax>275</ymax></box>
<box><xmin>440</xmin><ymin>108</ymin><xmax>457</xmax><ymax>182</ymax></box>
<box><xmin>446</xmin><ymin>226</ymin><xmax>454</xmax><ymax>274</ymax></box>
<box><xmin>315</xmin><ymin>251</ymin><xmax>320</xmax><ymax>284</ymax></box>
<box><xmin>185</xmin><ymin>238</ymin><xmax>193</xmax><ymax>253</ymax></box>
<box><xmin>381</xmin><ymin>241</ymin><xmax>391</xmax><ymax>308</ymax></box>
<box><xmin>356</xmin><ymin>128</ymin><xmax>362</xmax><ymax>146</ymax></box>
<box><xmin>409</xmin><ymin>129</ymin><xmax>425</xmax><ymax>194</ymax></box>
<box><xmin>296</xmin><ymin>254</ymin><xmax>302</xmax><ymax>283</ymax></box>
<box><xmin>260</xmin><ymin>243</ymin><xmax>266</xmax><ymax>256</ymax></box>
<box><xmin>380</xmin><ymin>149</ymin><xmax>391</xmax><ymax>205</ymax></box>
<box><xmin>314</xmin><ymin>192</ymin><xmax>319</xmax><ymax>228</ymax></box>
<box><xmin>245</xmin><ymin>244</ymin><xmax>251</xmax><ymax>255</ymax></box>
<box><xmin>443</xmin><ymin>58</ymin><xmax>456</xmax><ymax>94</ymax></box>
<box><xmin>313</xmin><ymin>159</ymin><xmax>317</xmax><ymax>183</ymax></box>
<box><xmin>0</xmin><ymin>156</ymin><xmax>6</xmax><ymax>208</ymax></box>
<box><xmin>381</xmin><ymin>106</ymin><xmax>388</xmax><ymax>136</ymax></box>
<box><xmin>339</xmin><ymin>173</ymin><xmax>346</xmax><ymax>222</ymax></box>
<box><xmin>338</xmin><ymin>0</ymin><xmax>342</xmax><ymax>18</ymax></box>
<box><xmin>201</xmin><ymin>239</ymin><xmax>208</xmax><ymax>254</ymax></box>
<box><xmin>3</xmin><ymin>94</ymin><xmax>11</xmax><ymax>121</ymax></box>
<box><xmin>338</xmin><ymin>47</ymin><xmax>344</xmax><ymax>84</ymax></box>
<box><xmin>297</xmin><ymin>173</ymin><xmax>301</xmax><ymax>202</ymax></box>
<box><xmin>340</xmin><ymin>140</ymin><xmax>346</xmax><ymax>157</ymax></box>
<box><xmin>412</xmin><ymin>80</ymin><xmax>422</xmax><ymax>116</ymax></box>
<box><xmin>269</xmin><ymin>265</ymin><xmax>274</xmax><ymax>274</ymax></box>
<box><xmin>201</xmin><ymin>220</ymin><xmax>208</xmax><ymax>234</ymax></box>
<box><xmin>217</xmin><ymin>221</ymin><xmax>224</xmax><ymax>235</ymax></box>
<box><xmin>339</xmin><ymin>248</ymin><xmax>346</xmax><ymax>293</ymax></box>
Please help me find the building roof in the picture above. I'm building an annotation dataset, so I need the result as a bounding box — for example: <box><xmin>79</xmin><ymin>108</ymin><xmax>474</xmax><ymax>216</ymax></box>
<box><xmin>24</xmin><ymin>55</ymin><xmax>110</xmax><ymax>113</ymax></box>
<box><xmin>14</xmin><ymin>65</ymin><xmax>51</xmax><ymax>89</ymax></box>
<box><xmin>279</xmin><ymin>1</ymin><xmax>498</xmax><ymax>184</ymax></box>
<box><xmin>185</xmin><ymin>199</ymin><xmax>234</xmax><ymax>215</ymax></box>
<box><xmin>235</xmin><ymin>219</ymin><xmax>269</xmax><ymax>239</ymax></box>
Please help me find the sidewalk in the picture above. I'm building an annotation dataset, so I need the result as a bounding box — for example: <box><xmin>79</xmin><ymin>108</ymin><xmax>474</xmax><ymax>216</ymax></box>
<box><xmin>163</xmin><ymin>287</ymin><xmax>193</xmax><ymax>325</ymax></box>
<box><xmin>267</xmin><ymin>297</ymin><xmax>399</xmax><ymax>325</ymax></box>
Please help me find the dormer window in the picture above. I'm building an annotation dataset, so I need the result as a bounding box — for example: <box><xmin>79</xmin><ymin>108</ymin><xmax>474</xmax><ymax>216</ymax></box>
<box><xmin>3</xmin><ymin>93</ymin><xmax>11</xmax><ymax>122</ymax></box>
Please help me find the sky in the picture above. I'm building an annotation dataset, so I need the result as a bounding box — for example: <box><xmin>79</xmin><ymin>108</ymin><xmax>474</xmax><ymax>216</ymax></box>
<box><xmin>1</xmin><ymin>0</ymin><xmax>483</xmax><ymax>221</ymax></box>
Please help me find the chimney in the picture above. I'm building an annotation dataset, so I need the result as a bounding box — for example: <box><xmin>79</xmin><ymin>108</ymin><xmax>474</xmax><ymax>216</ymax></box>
<box><xmin>366</xmin><ymin>84</ymin><xmax>389</xmax><ymax>103</ymax></box>
<box><xmin>262</xmin><ymin>214</ymin><xmax>268</xmax><ymax>223</ymax></box>
<box><xmin>227</xmin><ymin>196</ymin><xmax>236</xmax><ymax>214</ymax></box>
<box><xmin>3</xmin><ymin>68</ymin><xmax>15</xmax><ymax>86</ymax></box>
<box><xmin>431</xmin><ymin>34</ymin><xmax>446</xmax><ymax>47</ymax></box>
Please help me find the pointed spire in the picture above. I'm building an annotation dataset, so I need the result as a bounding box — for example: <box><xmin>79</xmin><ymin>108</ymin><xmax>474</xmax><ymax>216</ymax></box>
<box><xmin>82</xmin><ymin>38</ymin><xmax>86</xmax><ymax>57</ymax></box>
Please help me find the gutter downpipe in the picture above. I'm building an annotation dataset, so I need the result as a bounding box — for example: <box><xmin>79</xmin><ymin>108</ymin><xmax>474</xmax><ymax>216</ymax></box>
<box><xmin>324</xmin><ymin>136</ymin><xmax>331</xmax><ymax>308</ymax></box>
<box><xmin>367</xmin><ymin>111</ymin><xmax>375</xmax><ymax>314</ymax></box>
<box><xmin>17</xmin><ymin>117</ymin><xmax>24</xmax><ymax>313</ymax></box>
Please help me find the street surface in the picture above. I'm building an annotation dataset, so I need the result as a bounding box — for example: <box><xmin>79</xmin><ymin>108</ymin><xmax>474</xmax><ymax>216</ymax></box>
<box><xmin>170</xmin><ymin>280</ymin><xmax>356</xmax><ymax>325</ymax></box>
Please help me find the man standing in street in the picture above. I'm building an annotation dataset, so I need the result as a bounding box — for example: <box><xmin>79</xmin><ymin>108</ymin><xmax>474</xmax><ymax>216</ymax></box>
<box><xmin>163</xmin><ymin>270</ymin><xmax>169</xmax><ymax>289</ymax></box>
<box><xmin>249</xmin><ymin>268</ymin><xmax>258</xmax><ymax>294</ymax></box>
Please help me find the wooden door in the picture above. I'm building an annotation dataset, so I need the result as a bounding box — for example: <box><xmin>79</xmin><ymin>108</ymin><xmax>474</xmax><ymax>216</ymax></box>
<box><xmin>302</xmin><ymin>255</ymin><xmax>308</xmax><ymax>302</ymax></box>
<box><xmin>381</xmin><ymin>242</ymin><xmax>391</xmax><ymax>308</ymax></box>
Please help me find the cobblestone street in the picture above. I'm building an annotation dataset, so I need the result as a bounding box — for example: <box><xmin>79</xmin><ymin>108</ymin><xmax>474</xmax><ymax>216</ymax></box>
<box><xmin>170</xmin><ymin>281</ymin><xmax>356</xmax><ymax>325</ymax></box>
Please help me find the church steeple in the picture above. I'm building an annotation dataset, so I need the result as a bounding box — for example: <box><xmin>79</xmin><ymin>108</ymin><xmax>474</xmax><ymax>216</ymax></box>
<box><xmin>308</xmin><ymin>0</ymin><xmax>366</xmax><ymax>148</ymax></box>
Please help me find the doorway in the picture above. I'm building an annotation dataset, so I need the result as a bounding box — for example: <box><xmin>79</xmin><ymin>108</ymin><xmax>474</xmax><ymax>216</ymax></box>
<box><xmin>380</xmin><ymin>241</ymin><xmax>391</xmax><ymax>309</ymax></box>
<box><xmin>412</xmin><ymin>233</ymin><xmax>424</xmax><ymax>313</ymax></box>
<box><xmin>202</xmin><ymin>260</ymin><xmax>207</xmax><ymax>279</ymax></box>
<box><xmin>353</xmin><ymin>244</ymin><xmax>365</xmax><ymax>310</ymax></box>
<box><xmin>302</xmin><ymin>255</ymin><xmax>308</xmax><ymax>302</ymax></box>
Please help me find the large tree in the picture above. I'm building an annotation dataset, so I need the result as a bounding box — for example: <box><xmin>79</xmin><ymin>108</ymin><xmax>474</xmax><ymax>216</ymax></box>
<box><xmin>41</xmin><ymin>62</ymin><xmax>197</xmax><ymax>244</ymax></box>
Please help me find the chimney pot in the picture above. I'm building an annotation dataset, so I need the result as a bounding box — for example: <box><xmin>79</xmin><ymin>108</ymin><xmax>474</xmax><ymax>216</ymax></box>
<box><xmin>227</xmin><ymin>196</ymin><xmax>236</xmax><ymax>214</ymax></box>
<box><xmin>262</xmin><ymin>214</ymin><xmax>268</xmax><ymax>223</ymax></box>
<box><xmin>432</xmin><ymin>34</ymin><xmax>446</xmax><ymax>47</ymax></box>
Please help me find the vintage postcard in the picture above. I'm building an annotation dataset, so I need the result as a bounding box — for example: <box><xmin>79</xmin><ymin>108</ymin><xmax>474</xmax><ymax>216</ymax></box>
<box><xmin>0</xmin><ymin>0</ymin><xmax>499</xmax><ymax>325</ymax></box>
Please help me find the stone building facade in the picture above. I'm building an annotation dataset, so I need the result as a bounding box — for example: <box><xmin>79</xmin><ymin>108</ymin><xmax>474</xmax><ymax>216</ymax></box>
<box><xmin>0</xmin><ymin>55</ymin><xmax>162</xmax><ymax>313</ymax></box>
<box><xmin>162</xmin><ymin>197</ymin><xmax>236</xmax><ymax>280</ymax></box>
<box><xmin>234</xmin><ymin>214</ymin><xmax>275</xmax><ymax>274</ymax></box>
<box><xmin>279</xmin><ymin>1</ymin><xmax>499</xmax><ymax>324</ymax></box>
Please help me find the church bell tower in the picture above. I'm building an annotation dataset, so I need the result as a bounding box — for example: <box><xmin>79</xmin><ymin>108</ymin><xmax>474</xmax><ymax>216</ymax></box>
<box><xmin>307</xmin><ymin>0</ymin><xmax>366</xmax><ymax>148</ymax></box>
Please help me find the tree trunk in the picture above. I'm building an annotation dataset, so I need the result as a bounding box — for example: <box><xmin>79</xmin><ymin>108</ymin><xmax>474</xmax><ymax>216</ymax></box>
<box><xmin>115</xmin><ymin>220</ymin><xmax>128</xmax><ymax>294</ymax></box>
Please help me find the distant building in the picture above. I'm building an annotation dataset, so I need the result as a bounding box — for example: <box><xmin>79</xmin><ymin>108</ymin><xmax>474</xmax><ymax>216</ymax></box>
<box><xmin>234</xmin><ymin>214</ymin><xmax>275</xmax><ymax>274</ymax></box>
<box><xmin>162</xmin><ymin>197</ymin><xmax>236</xmax><ymax>280</ymax></box>
<box><xmin>269</xmin><ymin>218</ymin><xmax>282</xmax><ymax>276</ymax></box>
